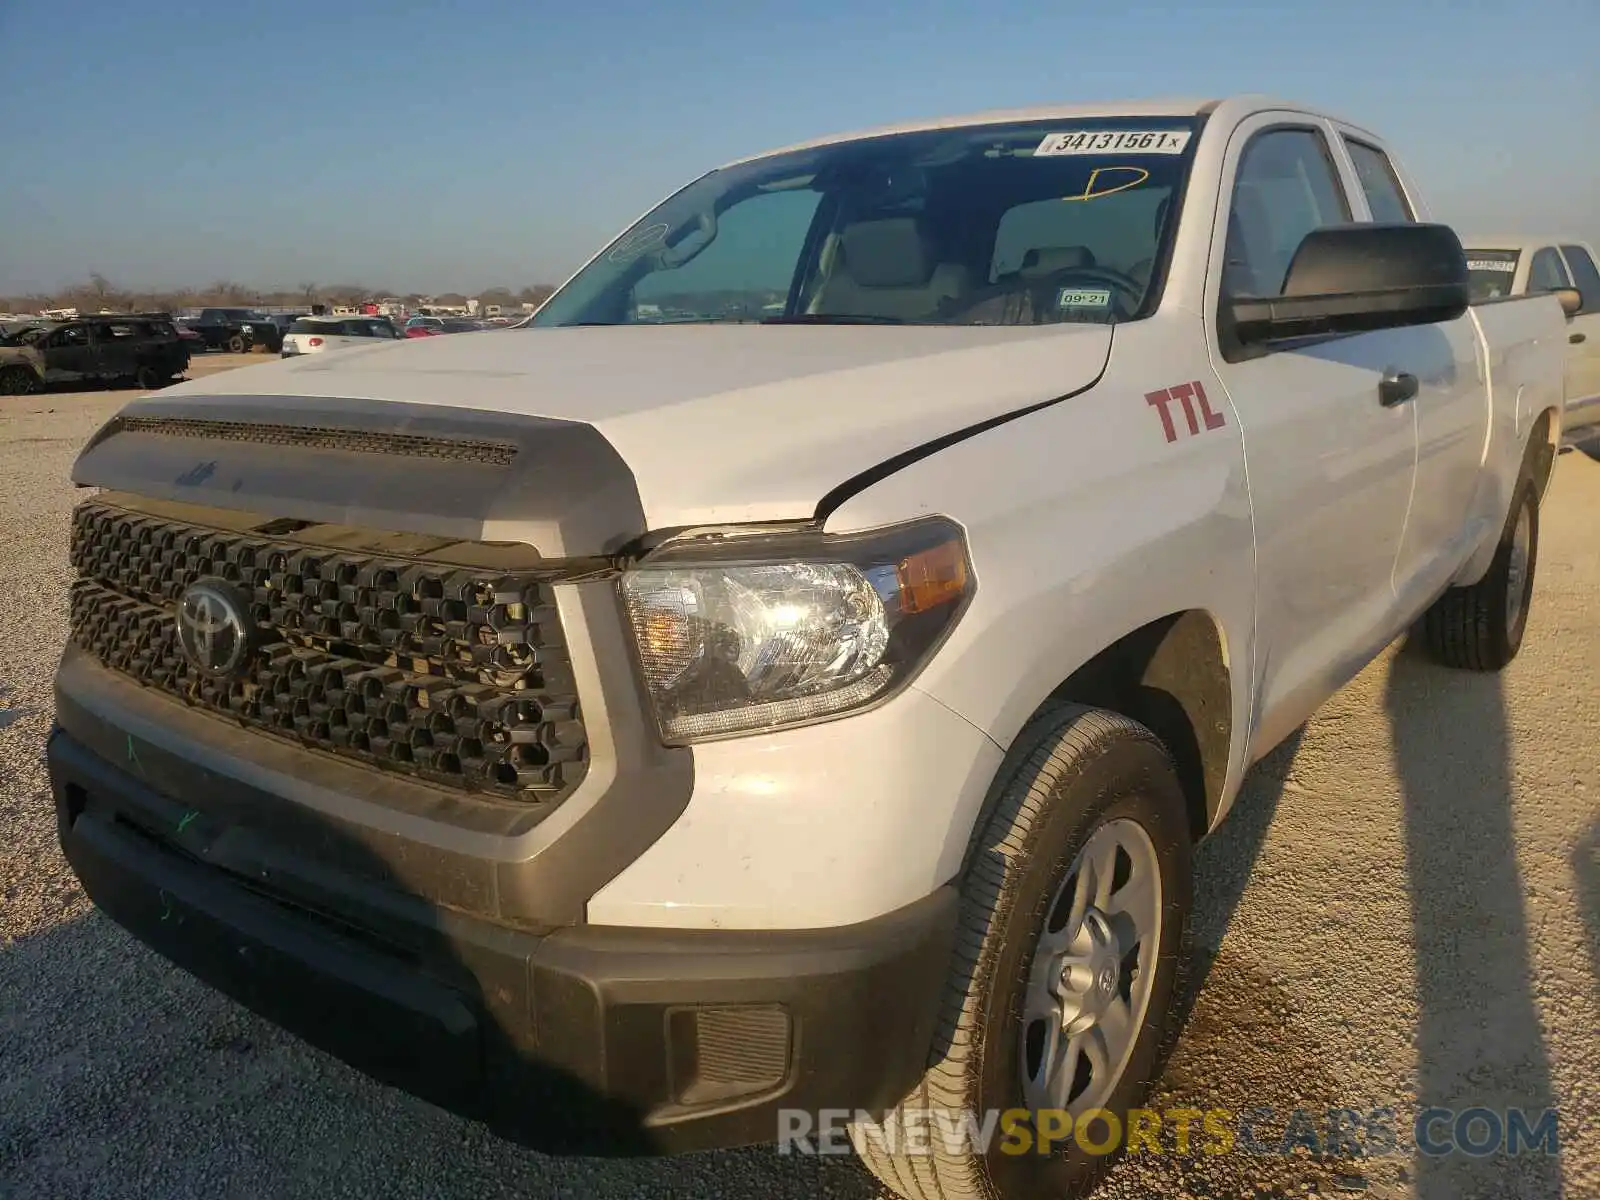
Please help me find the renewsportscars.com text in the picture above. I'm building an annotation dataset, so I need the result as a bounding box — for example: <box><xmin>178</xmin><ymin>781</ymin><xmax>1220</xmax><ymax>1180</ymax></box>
<box><xmin>779</xmin><ymin>1105</ymin><xmax>1561</xmax><ymax>1159</ymax></box>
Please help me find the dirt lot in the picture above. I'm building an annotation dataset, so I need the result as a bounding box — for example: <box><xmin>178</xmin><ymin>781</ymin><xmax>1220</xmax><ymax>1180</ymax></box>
<box><xmin>1</xmin><ymin>361</ymin><xmax>1596</xmax><ymax>1199</ymax></box>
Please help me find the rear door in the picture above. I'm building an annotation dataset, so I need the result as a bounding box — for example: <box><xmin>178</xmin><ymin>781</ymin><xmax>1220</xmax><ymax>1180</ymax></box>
<box><xmin>97</xmin><ymin>323</ymin><xmax>140</xmax><ymax>379</ymax></box>
<box><xmin>1556</xmin><ymin>243</ymin><xmax>1600</xmax><ymax>422</ymax></box>
<box><xmin>1334</xmin><ymin>131</ymin><xmax>1485</xmax><ymax>602</ymax></box>
<box><xmin>1205</xmin><ymin>115</ymin><xmax>1422</xmax><ymax>752</ymax></box>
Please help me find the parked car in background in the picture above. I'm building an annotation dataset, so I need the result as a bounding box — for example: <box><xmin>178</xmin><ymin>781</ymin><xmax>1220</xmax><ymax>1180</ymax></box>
<box><xmin>0</xmin><ymin>313</ymin><xmax>188</xmax><ymax>393</ymax></box>
<box><xmin>404</xmin><ymin>317</ymin><xmax>487</xmax><ymax>338</ymax></box>
<box><xmin>261</xmin><ymin>313</ymin><xmax>310</xmax><ymax>341</ymax></box>
<box><xmin>280</xmin><ymin>314</ymin><xmax>401</xmax><ymax>357</ymax></box>
<box><xmin>185</xmin><ymin>307</ymin><xmax>278</xmax><ymax>353</ymax></box>
<box><xmin>173</xmin><ymin>322</ymin><xmax>206</xmax><ymax>353</ymax></box>
<box><xmin>1462</xmin><ymin>236</ymin><xmax>1600</xmax><ymax>431</ymax></box>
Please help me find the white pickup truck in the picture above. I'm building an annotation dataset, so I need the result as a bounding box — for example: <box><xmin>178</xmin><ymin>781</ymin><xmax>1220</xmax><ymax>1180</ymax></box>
<box><xmin>51</xmin><ymin>95</ymin><xmax>1575</xmax><ymax>1199</ymax></box>
<box><xmin>1463</xmin><ymin>235</ymin><xmax>1600</xmax><ymax>431</ymax></box>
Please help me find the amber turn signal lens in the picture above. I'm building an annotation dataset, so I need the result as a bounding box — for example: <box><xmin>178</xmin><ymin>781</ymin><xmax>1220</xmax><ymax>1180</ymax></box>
<box><xmin>896</xmin><ymin>539</ymin><xmax>968</xmax><ymax>615</ymax></box>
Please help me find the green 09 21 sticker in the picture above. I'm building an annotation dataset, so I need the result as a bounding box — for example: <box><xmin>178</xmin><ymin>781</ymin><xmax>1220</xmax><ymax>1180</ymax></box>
<box><xmin>1057</xmin><ymin>287</ymin><xmax>1112</xmax><ymax>309</ymax></box>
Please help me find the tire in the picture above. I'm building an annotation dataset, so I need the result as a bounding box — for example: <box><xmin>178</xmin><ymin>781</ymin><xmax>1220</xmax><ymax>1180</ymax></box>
<box><xmin>0</xmin><ymin>365</ymin><xmax>42</xmax><ymax>395</ymax></box>
<box><xmin>852</xmin><ymin>704</ymin><xmax>1193</xmax><ymax>1200</ymax></box>
<box><xmin>227</xmin><ymin>334</ymin><xmax>247</xmax><ymax>353</ymax></box>
<box><xmin>1419</xmin><ymin>478</ymin><xmax>1538</xmax><ymax>671</ymax></box>
<box><xmin>135</xmin><ymin>365</ymin><xmax>161</xmax><ymax>390</ymax></box>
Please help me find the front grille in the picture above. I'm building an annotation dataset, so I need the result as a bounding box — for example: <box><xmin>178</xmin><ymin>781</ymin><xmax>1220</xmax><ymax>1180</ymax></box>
<box><xmin>68</xmin><ymin>500</ymin><xmax>589</xmax><ymax>803</ymax></box>
<box><xmin>106</xmin><ymin>416</ymin><xmax>518</xmax><ymax>466</ymax></box>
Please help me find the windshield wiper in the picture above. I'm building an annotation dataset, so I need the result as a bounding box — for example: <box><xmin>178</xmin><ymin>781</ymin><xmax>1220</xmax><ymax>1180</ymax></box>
<box><xmin>760</xmin><ymin>313</ymin><xmax>906</xmax><ymax>325</ymax></box>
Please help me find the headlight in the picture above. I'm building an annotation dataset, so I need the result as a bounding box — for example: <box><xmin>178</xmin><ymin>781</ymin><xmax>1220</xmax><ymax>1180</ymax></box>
<box><xmin>621</xmin><ymin>517</ymin><xmax>972</xmax><ymax>743</ymax></box>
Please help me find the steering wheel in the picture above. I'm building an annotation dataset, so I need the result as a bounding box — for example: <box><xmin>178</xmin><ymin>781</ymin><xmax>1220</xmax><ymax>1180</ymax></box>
<box><xmin>939</xmin><ymin>264</ymin><xmax>1146</xmax><ymax>324</ymax></box>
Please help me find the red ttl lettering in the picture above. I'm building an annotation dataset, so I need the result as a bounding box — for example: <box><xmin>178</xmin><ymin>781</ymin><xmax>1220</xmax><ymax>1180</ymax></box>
<box><xmin>1146</xmin><ymin>379</ymin><xmax>1226</xmax><ymax>441</ymax></box>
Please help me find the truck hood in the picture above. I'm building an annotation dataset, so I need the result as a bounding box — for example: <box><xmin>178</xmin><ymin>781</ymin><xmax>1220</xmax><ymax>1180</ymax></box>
<box><xmin>79</xmin><ymin>323</ymin><xmax>1110</xmax><ymax>555</ymax></box>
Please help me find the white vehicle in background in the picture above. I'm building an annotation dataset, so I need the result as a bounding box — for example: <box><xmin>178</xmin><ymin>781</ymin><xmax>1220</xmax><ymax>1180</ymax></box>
<box><xmin>54</xmin><ymin>95</ymin><xmax>1573</xmax><ymax>1200</ymax></box>
<box><xmin>1464</xmin><ymin>237</ymin><xmax>1600</xmax><ymax>431</ymax></box>
<box><xmin>279</xmin><ymin>314</ymin><xmax>401</xmax><ymax>357</ymax></box>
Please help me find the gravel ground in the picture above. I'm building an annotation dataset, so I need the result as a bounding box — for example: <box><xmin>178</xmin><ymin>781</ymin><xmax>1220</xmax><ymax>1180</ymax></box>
<box><xmin>2</xmin><ymin>366</ymin><xmax>1596</xmax><ymax>1200</ymax></box>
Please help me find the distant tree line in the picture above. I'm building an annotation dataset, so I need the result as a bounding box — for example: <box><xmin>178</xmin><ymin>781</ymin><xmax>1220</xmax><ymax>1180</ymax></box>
<box><xmin>0</xmin><ymin>274</ymin><xmax>558</xmax><ymax>315</ymax></box>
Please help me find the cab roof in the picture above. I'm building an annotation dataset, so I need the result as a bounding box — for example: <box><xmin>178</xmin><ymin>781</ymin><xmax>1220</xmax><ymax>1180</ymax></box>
<box><xmin>716</xmin><ymin>94</ymin><xmax>1362</xmax><ymax>169</ymax></box>
<box><xmin>1459</xmin><ymin>235</ymin><xmax>1572</xmax><ymax>252</ymax></box>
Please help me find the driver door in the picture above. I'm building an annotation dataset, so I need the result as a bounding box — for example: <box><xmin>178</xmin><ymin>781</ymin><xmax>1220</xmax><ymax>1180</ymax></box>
<box><xmin>1203</xmin><ymin>116</ymin><xmax>1422</xmax><ymax>754</ymax></box>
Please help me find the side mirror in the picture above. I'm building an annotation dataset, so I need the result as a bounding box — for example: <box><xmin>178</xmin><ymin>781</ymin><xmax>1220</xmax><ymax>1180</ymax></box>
<box><xmin>1227</xmin><ymin>223</ymin><xmax>1469</xmax><ymax>347</ymax></box>
<box><xmin>1554</xmin><ymin>288</ymin><xmax>1583</xmax><ymax>318</ymax></box>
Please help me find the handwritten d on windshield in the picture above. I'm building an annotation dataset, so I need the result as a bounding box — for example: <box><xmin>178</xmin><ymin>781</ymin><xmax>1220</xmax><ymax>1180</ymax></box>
<box><xmin>1061</xmin><ymin>166</ymin><xmax>1150</xmax><ymax>202</ymax></box>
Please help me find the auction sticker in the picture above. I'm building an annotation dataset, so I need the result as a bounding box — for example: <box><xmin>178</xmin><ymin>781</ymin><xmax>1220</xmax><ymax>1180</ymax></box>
<box><xmin>1035</xmin><ymin>129</ymin><xmax>1192</xmax><ymax>156</ymax></box>
<box><xmin>1466</xmin><ymin>258</ymin><xmax>1517</xmax><ymax>272</ymax></box>
<box><xmin>1058</xmin><ymin>287</ymin><xmax>1112</xmax><ymax>308</ymax></box>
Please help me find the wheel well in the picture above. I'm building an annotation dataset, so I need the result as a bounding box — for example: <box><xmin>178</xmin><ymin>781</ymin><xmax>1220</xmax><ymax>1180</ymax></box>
<box><xmin>1526</xmin><ymin>407</ymin><xmax>1559</xmax><ymax>504</ymax></box>
<box><xmin>1043</xmin><ymin>611</ymin><xmax>1230</xmax><ymax>841</ymax></box>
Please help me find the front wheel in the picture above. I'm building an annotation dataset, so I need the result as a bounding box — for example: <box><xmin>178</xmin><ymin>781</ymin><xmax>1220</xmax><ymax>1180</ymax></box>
<box><xmin>1420</xmin><ymin>479</ymin><xmax>1538</xmax><ymax>671</ymax></box>
<box><xmin>853</xmin><ymin>705</ymin><xmax>1192</xmax><ymax>1200</ymax></box>
<box><xmin>227</xmin><ymin>334</ymin><xmax>247</xmax><ymax>353</ymax></box>
<box><xmin>0</xmin><ymin>365</ymin><xmax>42</xmax><ymax>395</ymax></box>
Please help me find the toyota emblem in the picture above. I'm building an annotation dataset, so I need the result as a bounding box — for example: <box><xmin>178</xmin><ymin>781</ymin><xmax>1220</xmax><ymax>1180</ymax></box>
<box><xmin>176</xmin><ymin>579</ymin><xmax>255</xmax><ymax>677</ymax></box>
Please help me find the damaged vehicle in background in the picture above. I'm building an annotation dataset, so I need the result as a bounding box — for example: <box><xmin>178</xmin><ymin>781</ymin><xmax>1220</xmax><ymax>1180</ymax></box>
<box><xmin>2</xmin><ymin>313</ymin><xmax>189</xmax><ymax>394</ymax></box>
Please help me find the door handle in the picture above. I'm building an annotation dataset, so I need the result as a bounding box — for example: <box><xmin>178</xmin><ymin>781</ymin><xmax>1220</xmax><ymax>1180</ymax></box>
<box><xmin>1379</xmin><ymin>370</ymin><xmax>1419</xmax><ymax>407</ymax></box>
<box><xmin>1571</xmin><ymin>332</ymin><xmax>1587</xmax><ymax>345</ymax></box>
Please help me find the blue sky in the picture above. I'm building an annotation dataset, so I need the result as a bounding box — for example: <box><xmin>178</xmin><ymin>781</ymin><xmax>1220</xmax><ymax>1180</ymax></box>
<box><xmin>1</xmin><ymin>0</ymin><xmax>1595</xmax><ymax>296</ymax></box>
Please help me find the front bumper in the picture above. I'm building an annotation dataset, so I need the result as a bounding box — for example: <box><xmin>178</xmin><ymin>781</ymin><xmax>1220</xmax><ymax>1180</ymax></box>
<box><xmin>48</xmin><ymin>724</ymin><xmax>957</xmax><ymax>1154</ymax></box>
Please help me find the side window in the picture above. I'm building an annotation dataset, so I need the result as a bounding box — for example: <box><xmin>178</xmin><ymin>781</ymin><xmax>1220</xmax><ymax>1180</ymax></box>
<box><xmin>631</xmin><ymin>188</ymin><xmax>822</xmax><ymax>321</ymax></box>
<box><xmin>1527</xmin><ymin>248</ymin><xmax>1572</xmax><ymax>293</ymax></box>
<box><xmin>1344</xmin><ymin>140</ymin><xmax>1414</xmax><ymax>223</ymax></box>
<box><xmin>1558</xmin><ymin>245</ymin><xmax>1600</xmax><ymax>314</ymax></box>
<box><xmin>1222</xmin><ymin>128</ymin><xmax>1351</xmax><ymax>300</ymax></box>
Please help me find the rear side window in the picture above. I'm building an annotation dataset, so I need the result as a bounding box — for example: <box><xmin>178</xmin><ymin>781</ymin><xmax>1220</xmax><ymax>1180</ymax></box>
<box><xmin>1222</xmin><ymin>127</ymin><xmax>1351</xmax><ymax>299</ymax></box>
<box><xmin>1559</xmin><ymin>244</ymin><xmax>1600</xmax><ymax>314</ymax></box>
<box><xmin>1528</xmin><ymin>248</ymin><xmax>1572</xmax><ymax>293</ymax></box>
<box><xmin>1344</xmin><ymin>140</ymin><xmax>1414</xmax><ymax>223</ymax></box>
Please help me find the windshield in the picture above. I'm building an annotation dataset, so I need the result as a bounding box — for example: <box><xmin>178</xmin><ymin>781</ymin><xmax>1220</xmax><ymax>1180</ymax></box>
<box><xmin>532</xmin><ymin>117</ymin><xmax>1201</xmax><ymax>328</ymax></box>
<box><xmin>1465</xmin><ymin>250</ymin><xmax>1520</xmax><ymax>302</ymax></box>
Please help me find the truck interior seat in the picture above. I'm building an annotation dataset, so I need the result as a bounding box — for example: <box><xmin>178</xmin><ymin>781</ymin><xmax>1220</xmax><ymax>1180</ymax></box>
<box><xmin>809</xmin><ymin>217</ymin><xmax>972</xmax><ymax>320</ymax></box>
